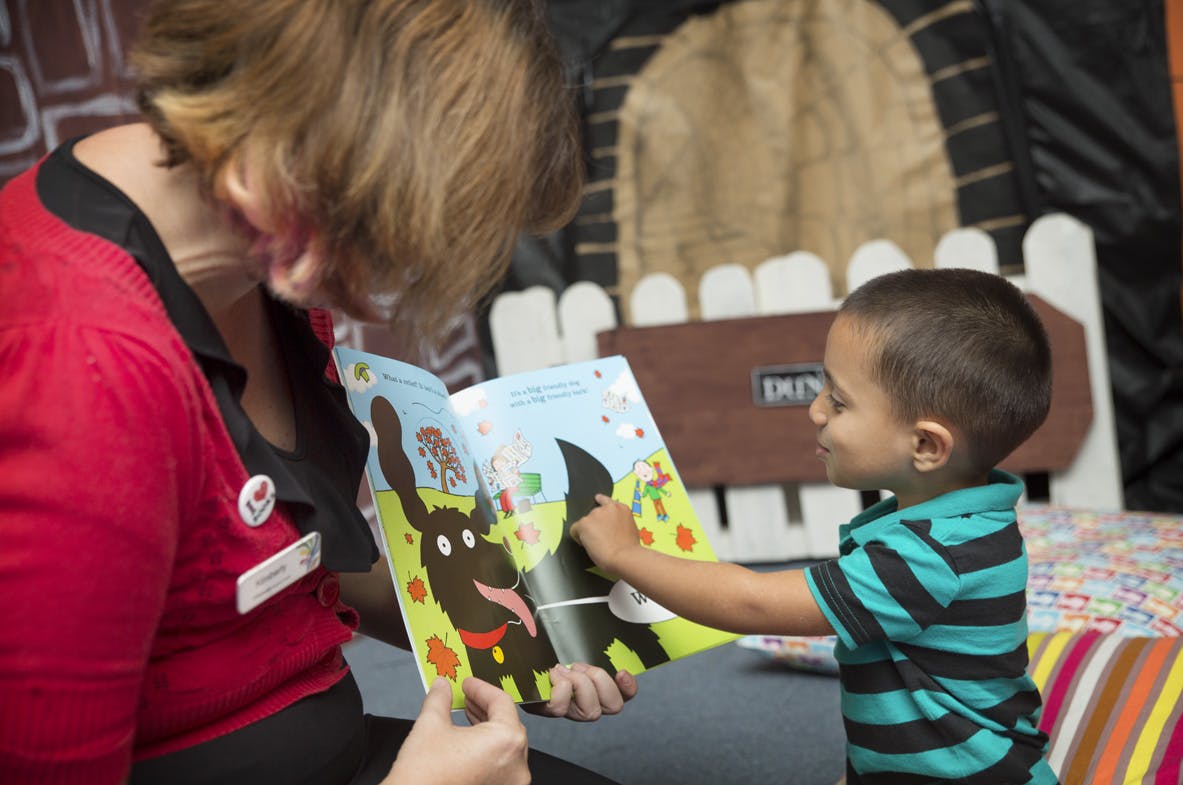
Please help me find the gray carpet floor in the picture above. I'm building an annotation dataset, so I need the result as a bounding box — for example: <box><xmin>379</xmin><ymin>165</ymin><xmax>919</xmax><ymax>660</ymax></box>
<box><xmin>344</xmin><ymin>594</ymin><xmax>846</xmax><ymax>784</ymax></box>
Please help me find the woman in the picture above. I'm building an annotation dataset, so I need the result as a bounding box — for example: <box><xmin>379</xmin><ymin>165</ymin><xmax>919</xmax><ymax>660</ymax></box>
<box><xmin>0</xmin><ymin>1</ymin><xmax>634</xmax><ymax>783</ymax></box>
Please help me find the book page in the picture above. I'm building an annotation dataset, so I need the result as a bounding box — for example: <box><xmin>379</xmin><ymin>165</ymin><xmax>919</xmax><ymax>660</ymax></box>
<box><xmin>454</xmin><ymin>356</ymin><xmax>737</xmax><ymax>680</ymax></box>
<box><xmin>334</xmin><ymin>347</ymin><xmax>558</xmax><ymax>708</ymax></box>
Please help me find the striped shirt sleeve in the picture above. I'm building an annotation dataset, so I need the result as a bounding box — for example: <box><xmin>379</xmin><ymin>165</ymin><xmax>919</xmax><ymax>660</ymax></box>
<box><xmin>806</xmin><ymin>519</ymin><xmax>960</xmax><ymax>649</ymax></box>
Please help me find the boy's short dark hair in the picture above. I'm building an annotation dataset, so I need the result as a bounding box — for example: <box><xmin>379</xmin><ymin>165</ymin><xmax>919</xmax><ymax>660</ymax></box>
<box><xmin>839</xmin><ymin>268</ymin><xmax>1052</xmax><ymax>470</ymax></box>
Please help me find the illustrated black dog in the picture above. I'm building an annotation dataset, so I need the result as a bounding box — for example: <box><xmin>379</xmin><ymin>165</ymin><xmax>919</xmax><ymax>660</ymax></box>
<box><xmin>371</xmin><ymin>395</ymin><xmax>668</xmax><ymax>702</ymax></box>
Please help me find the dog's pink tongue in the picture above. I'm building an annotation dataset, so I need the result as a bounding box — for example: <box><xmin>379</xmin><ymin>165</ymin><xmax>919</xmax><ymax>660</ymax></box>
<box><xmin>473</xmin><ymin>580</ymin><xmax>538</xmax><ymax>637</ymax></box>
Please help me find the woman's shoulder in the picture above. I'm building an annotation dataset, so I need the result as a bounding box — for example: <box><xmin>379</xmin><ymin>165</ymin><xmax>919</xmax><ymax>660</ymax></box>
<box><xmin>3</xmin><ymin>160</ymin><xmax>180</xmax><ymax>342</ymax></box>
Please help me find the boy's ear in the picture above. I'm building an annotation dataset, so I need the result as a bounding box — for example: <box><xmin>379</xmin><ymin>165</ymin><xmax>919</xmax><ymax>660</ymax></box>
<box><xmin>911</xmin><ymin>419</ymin><xmax>954</xmax><ymax>473</ymax></box>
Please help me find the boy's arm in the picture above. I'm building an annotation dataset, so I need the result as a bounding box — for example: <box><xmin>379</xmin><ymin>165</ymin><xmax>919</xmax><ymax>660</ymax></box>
<box><xmin>570</xmin><ymin>495</ymin><xmax>834</xmax><ymax>637</ymax></box>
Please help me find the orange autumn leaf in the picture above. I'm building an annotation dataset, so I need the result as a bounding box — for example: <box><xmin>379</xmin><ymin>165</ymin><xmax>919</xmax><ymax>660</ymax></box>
<box><xmin>675</xmin><ymin>524</ymin><xmax>697</xmax><ymax>552</ymax></box>
<box><xmin>638</xmin><ymin>527</ymin><xmax>655</xmax><ymax>546</ymax></box>
<box><xmin>404</xmin><ymin>533</ymin><xmax>414</xmax><ymax>545</ymax></box>
<box><xmin>515</xmin><ymin>522</ymin><xmax>542</xmax><ymax>545</ymax></box>
<box><xmin>406</xmin><ymin>575</ymin><xmax>428</xmax><ymax>604</ymax></box>
<box><xmin>425</xmin><ymin>634</ymin><xmax>462</xmax><ymax>681</ymax></box>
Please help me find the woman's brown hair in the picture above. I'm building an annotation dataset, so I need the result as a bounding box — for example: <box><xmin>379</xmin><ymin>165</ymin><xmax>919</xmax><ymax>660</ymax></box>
<box><xmin>131</xmin><ymin>0</ymin><xmax>582</xmax><ymax>346</ymax></box>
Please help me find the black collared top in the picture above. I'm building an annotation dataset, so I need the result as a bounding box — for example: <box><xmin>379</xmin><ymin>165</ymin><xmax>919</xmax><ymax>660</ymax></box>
<box><xmin>37</xmin><ymin>138</ymin><xmax>377</xmax><ymax>572</ymax></box>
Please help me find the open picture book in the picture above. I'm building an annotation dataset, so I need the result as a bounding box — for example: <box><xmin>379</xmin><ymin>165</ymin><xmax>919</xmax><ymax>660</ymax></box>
<box><xmin>333</xmin><ymin>347</ymin><xmax>738</xmax><ymax>709</ymax></box>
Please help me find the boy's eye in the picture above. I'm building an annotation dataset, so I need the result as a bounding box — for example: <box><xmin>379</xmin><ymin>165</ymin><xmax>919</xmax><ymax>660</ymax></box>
<box><xmin>827</xmin><ymin>393</ymin><xmax>845</xmax><ymax>411</ymax></box>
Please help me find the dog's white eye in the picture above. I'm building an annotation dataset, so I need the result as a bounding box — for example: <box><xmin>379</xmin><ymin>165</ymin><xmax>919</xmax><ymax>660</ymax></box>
<box><xmin>436</xmin><ymin>534</ymin><xmax>452</xmax><ymax>556</ymax></box>
<box><xmin>462</xmin><ymin>529</ymin><xmax>476</xmax><ymax>548</ymax></box>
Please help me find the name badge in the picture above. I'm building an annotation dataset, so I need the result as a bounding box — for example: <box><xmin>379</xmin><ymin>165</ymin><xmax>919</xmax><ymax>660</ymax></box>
<box><xmin>236</xmin><ymin>531</ymin><xmax>322</xmax><ymax>614</ymax></box>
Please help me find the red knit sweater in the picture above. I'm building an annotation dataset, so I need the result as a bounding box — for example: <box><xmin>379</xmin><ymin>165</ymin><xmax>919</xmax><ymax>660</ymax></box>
<box><xmin>0</xmin><ymin>164</ymin><xmax>358</xmax><ymax>783</ymax></box>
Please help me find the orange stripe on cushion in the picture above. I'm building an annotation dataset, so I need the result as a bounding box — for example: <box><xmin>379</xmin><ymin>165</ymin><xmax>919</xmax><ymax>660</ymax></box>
<box><xmin>1062</xmin><ymin>637</ymin><xmax>1146</xmax><ymax>784</ymax></box>
<box><xmin>1123</xmin><ymin>640</ymin><xmax>1183</xmax><ymax>783</ymax></box>
<box><xmin>1092</xmin><ymin>639</ymin><xmax>1174</xmax><ymax>783</ymax></box>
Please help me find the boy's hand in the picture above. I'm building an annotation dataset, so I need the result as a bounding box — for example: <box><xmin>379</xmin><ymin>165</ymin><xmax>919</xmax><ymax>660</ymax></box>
<box><xmin>523</xmin><ymin>662</ymin><xmax>638</xmax><ymax>721</ymax></box>
<box><xmin>569</xmin><ymin>493</ymin><xmax>642</xmax><ymax>573</ymax></box>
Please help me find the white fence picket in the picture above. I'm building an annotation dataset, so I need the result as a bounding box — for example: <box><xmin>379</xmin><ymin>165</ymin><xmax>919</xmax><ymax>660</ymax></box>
<box><xmin>630</xmin><ymin>272</ymin><xmax>688</xmax><ymax>326</ymax></box>
<box><xmin>755</xmin><ymin>252</ymin><xmax>854</xmax><ymax>558</ymax></box>
<box><xmin>1022</xmin><ymin>214</ymin><xmax>1123</xmax><ymax>510</ymax></box>
<box><xmin>754</xmin><ymin>251</ymin><xmax>839</xmax><ymax>313</ymax></box>
<box><xmin>934</xmin><ymin>227</ymin><xmax>1000</xmax><ymax>274</ymax></box>
<box><xmin>558</xmin><ymin>281</ymin><xmax>617</xmax><ymax>364</ymax></box>
<box><xmin>698</xmin><ymin>263</ymin><xmax>757</xmax><ymax>318</ymax></box>
<box><xmin>488</xmin><ymin>286</ymin><xmax>563</xmax><ymax>376</ymax></box>
<box><xmin>846</xmin><ymin>239</ymin><xmax>913</xmax><ymax>292</ymax></box>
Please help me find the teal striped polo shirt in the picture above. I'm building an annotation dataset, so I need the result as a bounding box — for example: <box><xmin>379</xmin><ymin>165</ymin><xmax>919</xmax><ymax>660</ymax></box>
<box><xmin>806</xmin><ymin>470</ymin><xmax>1059</xmax><ymax>784</ymax></box>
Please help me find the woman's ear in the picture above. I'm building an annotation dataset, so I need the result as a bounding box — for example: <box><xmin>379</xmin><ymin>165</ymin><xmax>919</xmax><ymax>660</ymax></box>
<box><xmin>267</xmin><ymin>244</ymin><xmax>327</xmax><ymax>302</ymax></box>
<box><xmin>216</xmin><ymin>152</ymin><xmax>277</xmax><ymax>235</ymax></box>
<box><xmin>216</xmin><ymin>152</ymin><xmax>327</xmax><ymax>303</ymax></box>
<box><xmin>911</xmin><ymin>419</ymin><xmax>954</xmax><ymax>473</ymax></box>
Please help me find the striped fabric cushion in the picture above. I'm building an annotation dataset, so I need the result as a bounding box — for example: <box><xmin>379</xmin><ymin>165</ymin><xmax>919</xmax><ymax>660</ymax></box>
<box><xmin>1027</xmin><ymin>630</ymin><xmax>1183</xmax><ymax>784</ymax></box>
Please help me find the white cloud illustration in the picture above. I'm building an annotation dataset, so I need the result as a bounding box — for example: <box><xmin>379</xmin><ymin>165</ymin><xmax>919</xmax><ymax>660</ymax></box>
<box><xmin>615</xmin><ymin>423</ymin><xmax>640</xmax><ymax>440</ymax></box>
<box><xmin>607</xmin><ymin>371</ymin><xmax>642</xmax><ymax>404</ymax></box>
<box><xmin>450</xmin><ymin>387</ymin><xmax>487</xmax><ymax>417</ymax></box>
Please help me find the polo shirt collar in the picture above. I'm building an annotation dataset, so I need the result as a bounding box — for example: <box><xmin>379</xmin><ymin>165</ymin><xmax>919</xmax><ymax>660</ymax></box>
<box><xmin>838</xmin><ymin>469</ymin><xmax>1024</xmax><ymax>555</ymax></box>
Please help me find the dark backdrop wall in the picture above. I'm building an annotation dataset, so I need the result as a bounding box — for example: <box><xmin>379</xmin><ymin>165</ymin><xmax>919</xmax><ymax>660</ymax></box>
<box><xmin>986</xmin><ymin>0</ymin><xmax>1183</xmax><ymax>512</ymax></box>
<box><xmin>3</xmin><ymin>0</ymin><xmax>1180</xmax><ymax>511</ymax></box>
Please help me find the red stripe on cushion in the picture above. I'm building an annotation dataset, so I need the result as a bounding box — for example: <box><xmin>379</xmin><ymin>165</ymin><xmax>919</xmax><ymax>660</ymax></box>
<box><xmin>1040</xmin><ymin>630</ymin><xmax>1101</xmax><ymax>733</ymax></box>
<box><xmin>1155</xmin><ymin>704</ymin><xmax>1183</xmax><ymax>785</ymax></box>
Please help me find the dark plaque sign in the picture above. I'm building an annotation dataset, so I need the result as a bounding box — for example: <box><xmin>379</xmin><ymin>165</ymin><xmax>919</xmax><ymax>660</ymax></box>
<box><xmin>751</xmin><ymin>363</ymin><xmax>824</xmax><ymax>407</ymax></box>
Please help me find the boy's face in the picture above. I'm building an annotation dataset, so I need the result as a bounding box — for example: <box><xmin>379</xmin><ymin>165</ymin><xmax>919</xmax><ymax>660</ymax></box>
<box><xmin>808</xmin><ymin>315</ymin><xmax>917</xmax><ymax>496</ymax></box>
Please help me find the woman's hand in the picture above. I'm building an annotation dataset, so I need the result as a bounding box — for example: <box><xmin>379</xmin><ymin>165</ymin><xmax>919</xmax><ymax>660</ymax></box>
<box><xmin>383</xmin><ymin>678</ymin><xmax>529</xmax><ymax>785</ymax></box>
<box><xmin>524</xmin><ymin>663</ymin><xmax>638</xmax><ymax>722</ymax></box>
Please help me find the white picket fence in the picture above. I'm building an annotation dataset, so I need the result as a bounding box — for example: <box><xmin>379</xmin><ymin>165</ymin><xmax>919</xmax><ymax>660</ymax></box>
<box><xmin>488</xmin><ymin>213</ymin><xmax>1124</xmax><ymax>562</ymax></box>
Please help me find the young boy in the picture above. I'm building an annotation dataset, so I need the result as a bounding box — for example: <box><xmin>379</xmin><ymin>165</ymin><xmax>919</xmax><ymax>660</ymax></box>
<box><xmin>571</xmin><ymin>268</ymin><xmax>1060</xmax><ymax>785</ymax></box>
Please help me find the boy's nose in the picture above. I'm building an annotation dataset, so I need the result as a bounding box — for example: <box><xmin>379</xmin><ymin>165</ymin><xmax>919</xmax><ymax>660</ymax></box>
<box><xmin>808</xmin><ymin>395</ymin><xmax>826</xmax><ymax>425</ymax></box>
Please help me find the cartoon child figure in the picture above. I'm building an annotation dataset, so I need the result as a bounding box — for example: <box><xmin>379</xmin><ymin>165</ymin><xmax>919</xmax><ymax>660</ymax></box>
<box><xmin>490</xmin><ymin>449</ymin><xmax>522</xmax><ymax>518</ymax></box>
<box><xmin>631</xmin><ymin>459</ymin><xmax>672</xmax><ymax>521</ymax></box>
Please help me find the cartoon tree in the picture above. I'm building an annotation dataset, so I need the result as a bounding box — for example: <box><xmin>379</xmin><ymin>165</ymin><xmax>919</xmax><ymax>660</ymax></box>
<box><xmin>415</xmin><ymin>424</ymin><xmax>467</xmax><ymax>493</ymax></box>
